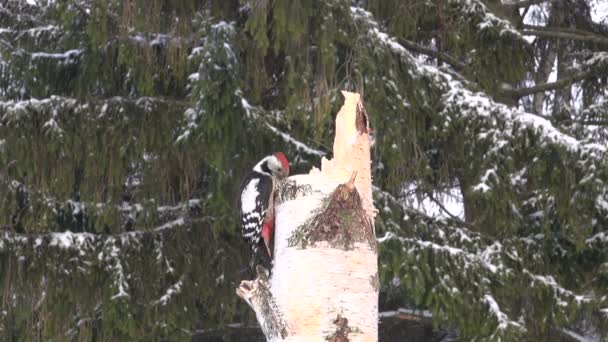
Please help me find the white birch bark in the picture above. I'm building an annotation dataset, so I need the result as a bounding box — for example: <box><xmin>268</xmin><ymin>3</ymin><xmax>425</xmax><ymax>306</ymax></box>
<box><xmin>237</xmin><ymin>91</ymin><xmax>378</xmax><ymax>342</ymax></box>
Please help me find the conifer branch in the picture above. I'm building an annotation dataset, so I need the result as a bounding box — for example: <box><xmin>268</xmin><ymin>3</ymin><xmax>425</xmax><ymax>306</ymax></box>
<box><xmin>521</xmin><ymin>26</ymin><xmax>608</xmax><ymax>45</ymax></box>
<box><xmin>502</xmin><ymin>70</ymin><xmax>594</xmax><ymax>97</ymax></box>
<box><xmin>398</xmin><ymin>39</ymin><xmax>465</xmax><ymax>71</ymax></box>
<box><xmin>501</xmin><ymin>0</ymin><xmax>558</xmax><ymax>8</ymax></box>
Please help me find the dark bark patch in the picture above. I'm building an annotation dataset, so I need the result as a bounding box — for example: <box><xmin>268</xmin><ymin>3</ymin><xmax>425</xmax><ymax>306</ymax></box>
<box><xmin>326</xmin><ymin>315</ymin><xmax>352</xmax><ymax>342</ymax></box>
<box><xmin>276</xmin><ymin>179</ymin><xmax>313</xmax><ymax>204</ymax></box>
<box><xmin>370</xmin><ymin>272</ymin><xmax>380</xmax><ymax>292</ymax></box>
<box><xmin>355</xmin><ymin>101</ymin><xmax>369</xmax><ymax>134</ymax></box>
<box><xmin>288</xmin><ymin>174</ymin><xmax>376</xmax><ymax>251</ymax></box>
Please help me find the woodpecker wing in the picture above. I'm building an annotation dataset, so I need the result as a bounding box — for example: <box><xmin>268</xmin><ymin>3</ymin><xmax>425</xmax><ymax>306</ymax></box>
<box><xmin>239</xmin><ymin>172</ymin><xmax>274</xmax><ymax>255</ymax></box>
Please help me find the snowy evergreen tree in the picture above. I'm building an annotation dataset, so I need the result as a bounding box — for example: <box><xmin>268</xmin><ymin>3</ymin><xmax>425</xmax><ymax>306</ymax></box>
<box><xmin>1</xmin><ymin>0</ymin><xmax>607</xmax><ymax>340</ymax></box>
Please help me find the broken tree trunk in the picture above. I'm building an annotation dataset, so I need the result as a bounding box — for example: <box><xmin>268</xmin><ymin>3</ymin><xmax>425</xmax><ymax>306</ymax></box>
<box><xmin>237</xmin><ymin>91</ymin><xmax>378</xmax><ymax>341</ymax></box>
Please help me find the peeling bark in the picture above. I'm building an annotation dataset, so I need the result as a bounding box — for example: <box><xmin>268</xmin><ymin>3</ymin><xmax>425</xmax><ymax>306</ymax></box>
<box><xmin>236</xmin><ymin>91</ymin><xmax>378</xmax><ymax>341</ymax></box>
<box><xmin>236</xmin><ymin>266</ymin><xmax>288</xmax><ymax>340</ymax></box>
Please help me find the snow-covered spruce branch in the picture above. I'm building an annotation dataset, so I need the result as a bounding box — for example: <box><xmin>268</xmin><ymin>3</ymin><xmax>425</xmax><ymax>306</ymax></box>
<box><xmin>375</xmin><ymin>183</ymin><xmax>607</xmax><ymax>338</ymax></box>
<box><xmin>0</xmin><ymin>217</ymin><xmax>189</xmax><ymax>254</ymax></box>
<box><xmin>521</xmin><ymin>25</ymin><xmax>608</xmax><ymax>46</ymax></box>
<box><xmin>0</xmin><ymin>25</ymin><xmax>61</xmax><ymax>44</ymax></box>
<box><xmin>501</xmin><ymin>69</ymin><xmax>594</xmax><ymax>97</ymax></box>
<box><xmin>238</xmin><ymin>93</ymin><xmax>326</xmax><ymax>157</ymax></box>
<box><xmin>350</xmin><ymin>6</ymin><xmax>606</xmax><ymax>158</ymax></box>
<box><xmin>378</xmin><ymin>222</ymin><xmax>605</xmax><ymax>339</ymax></box>
<box><xmin>0</xmin><ymin>95</ymin><xmax>190</xmax><ymax>118</ymax></box>
<box><xmin>446</xmin><ymin>0</ymin><xmax>526</xmax><ymax>41</ymax></box>
<box><xmin>176</xmin><ymin>91</ymin><xmax>326</xmax><ymax>157</ymax></box>
<box><xmin>351</xmin><ymin>7</ymin><xmax>608</xmax><ymax>231</ymax></box>
<box><xmin>580</xmin><ymin>97</ymin><xmax>608</xmax><ymax>121</ymax></box>
<box><xmin>0</xmin><ymin>170</ymin><xmax>202</xmax><ymax>231</ymax></box>
<box><xmin>0</xmin><ymin>217</ymin><xmax>192</xmax><ymax>299</ymax></box>
<box><xmin>501</xmin><ymin>0</ymin><xmax>558</xmax><ymax>8</ymax></box>
<box><xmin>397</xmin><ymin>38</ymin><xmax>466</xmax><ymax>71</ymax></box>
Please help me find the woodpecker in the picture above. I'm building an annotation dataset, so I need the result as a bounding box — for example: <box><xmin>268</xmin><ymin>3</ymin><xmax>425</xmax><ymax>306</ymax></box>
<box><xmin>239</xmin><ymin>152</ymin><xmax>290</xmax><ymax>268</ymax></box>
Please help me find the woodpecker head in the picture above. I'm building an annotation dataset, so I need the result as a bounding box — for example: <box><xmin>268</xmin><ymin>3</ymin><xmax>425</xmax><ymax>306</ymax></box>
<box><xmin>255</xmin><ymin>152</ymin><xmax>290</xmax><ymax>180</ymax></box>
<box><xmin>270</xmin><ymin>151</ymin><xmax>290</xmax><ymax>179</ymax></box>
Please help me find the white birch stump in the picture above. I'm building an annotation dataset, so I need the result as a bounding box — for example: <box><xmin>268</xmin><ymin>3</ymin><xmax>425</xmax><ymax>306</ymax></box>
<box><xmin>237</xmin><ymin>91</ymin><xmax>378</xmax><ymax>342</ymax></box>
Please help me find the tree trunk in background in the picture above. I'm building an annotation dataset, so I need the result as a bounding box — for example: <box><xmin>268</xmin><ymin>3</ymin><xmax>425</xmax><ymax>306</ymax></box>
<box><xmin>237</xmin><ymin>91</ymin><xmax>378</xmax><ymax>341</ymax></box>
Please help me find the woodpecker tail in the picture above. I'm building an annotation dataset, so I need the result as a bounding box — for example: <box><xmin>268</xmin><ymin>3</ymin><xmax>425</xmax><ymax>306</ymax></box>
<box><xmin>248</xmin><ymin>241</ymin><xmax>272</xmax><ymax>272</ymax></box>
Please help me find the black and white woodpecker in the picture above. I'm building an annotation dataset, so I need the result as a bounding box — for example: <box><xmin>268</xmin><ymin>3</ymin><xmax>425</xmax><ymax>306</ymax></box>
<box><xmin>239</xmin><ymin>152</ymin><xmax>290</xmax><ymax>268</ymax></box>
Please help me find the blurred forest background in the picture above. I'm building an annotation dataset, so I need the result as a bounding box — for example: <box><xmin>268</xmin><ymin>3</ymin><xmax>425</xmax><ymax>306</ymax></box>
<box><xmin>1</xmin><ymin>0</ymin><xmax>608</xmax><ymax>341</ymax></box>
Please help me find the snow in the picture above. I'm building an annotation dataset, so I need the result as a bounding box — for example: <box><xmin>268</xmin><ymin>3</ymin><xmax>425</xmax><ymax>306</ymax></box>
<box><xmin>155</xmin><ymin>218</ymin><xmax>185</xmax><ymax>231</ymax></box>
<box><xmin>526</xmin><ymin>271</ymin><xmax>592</xmax><ymax>304</ymax></box>
<box><xmin>451</xmin><ymin>0</ymin><xmax>522</xmax><ymax>37</ymax></box>
<box><xmin>350</xmin><ymin>5</ymin><xmax>607</xmax><ymax>160</ymax></box>
<box><xmin>240</xmin><ymin>96</ymin><xmax>255</xmax><ymax>118</ymax></box>
<box><xmin>48</xmin><ymin>231</ymin><xmax>95</xmax><ymax>248</ymax></box>
<box><xmin>110</xmin><ymin>259</ymin><xmax>129</xmax><ymax>300</ymax></box>
<box><xmin>596</xmin><ymin>195</ymin><xmax>608</xmax><ymax>212</ymax></box>
<box><xmin>379</xmin><ymin>232</ymin><xmax>502</xmax><ymax>275</ymax></box>
<box><xmin>561</xmin><ymin>328</ymin><xmax>598</xmax><ymax>342</ymax></box>
<box><xmin>401</xmin><ymin>183</ymin><xmax>464</xmax><ymax>219</ymax></box>
<box><xmin>265</xmin><ymin>123</ymin><xmax>325</xmax><ymax>157</ymax></box>
<box><xmin>42</xmin><ymin>117</ymin><xmax>63</xmax><ymax>135</ymax></box>
<box><xmin>176</xmin><ymin>108</ymin><xmax>200</xmax><ymax>143</ymax></box>
<box><xmin>30</xmin><ymin>49</ymin><xmax>83</xmax><ymax>60</ymax></box>
<box><xmin>0</xmin><ymin>25</ymin><xmax>58</xmax><ymax>37</ymax></box>
<box><xmin>591</xmin><ymin>1</ymin><xmax>608</xmax><ymax>23</ymax></box>
<box><xmin>157</xmin><ymin>278</ymin><xmax>183</xmax><ymax>306</ymax></box>
<box><xmin>586</xmin><ymin>232</ymin><xmax>608</xmax><ymax>244</ymax></box>
<box><xmin>237</xmin><ymin>92</ymin><xmax>325</xmax><ymax>156</ymax></box>
<box><xmin>483</xmin><ymin>294</ymin><xmax>524</xmax><ymax>332</ymax></box>
<box><xmin>480</xmin><ymin>242</ymin><xmax>503</xmax><ymax>274</ymax></box>
<box><xmin>378</xmin><ymin>307</ymin><xmax>433</xmax><ymax>319</ymax></box>
<box><xmin>473</xmin><ymin>169</ymin><xmax>496</xmax><ymax>192</ymax></box>
<box><xmin>188</xmin><ymin>72</ymin><xmax>199</xmax><ymax>82</ymax></box>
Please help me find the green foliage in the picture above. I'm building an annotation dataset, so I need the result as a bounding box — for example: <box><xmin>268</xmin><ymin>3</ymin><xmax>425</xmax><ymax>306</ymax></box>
<box><xmin>1</xmin><ymin>0</ymin><xmax>608</xmax><ymax>340</ymax></box>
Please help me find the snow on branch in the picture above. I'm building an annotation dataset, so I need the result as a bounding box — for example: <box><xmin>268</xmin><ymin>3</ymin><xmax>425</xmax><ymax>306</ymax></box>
<box><xmin>482</xmin><ymin>295</ymin><xmax>524</xmax><ymax>333</ymax></box>
<box><xmin>375</xmin><ymin>184</ymin><xmax>607</xmax><ymax>339</ymax></box>
<box><xmin>0</xmin><ymin>168</ymin><xmax>202</xmax><ymax>232</ymax></box>
<box><xmin>264</xmin><ymin>122</ymin><xmax>326</xmax><ymax>157</ymax></box>
<box><xmin>29</xmin><ymin>49</ymin><xmax>83</xmax><ymax>60</ymax></box>
<box><xmin>446</xmin><ymin>0</ymin><xmax>526</xmax><ymax>41</ymax></box>
<box><xmin>524</xmin><ymin>271</ymin><xmax>593</xmax><ymax>305</ymax></box>
<box><xmin>580</xmin><ymin>97</ymin><xmax>608</xmax><ymax>120</ymax></box>
<box><xmin>521</xmin><ymin>26</ymin><xmax>608</xmax><ymax>45</ymax></box>
<box><xmin>501</xmin><ymin>0</ymin><xmax>558</xmax><ymax>7</ymax></box>
<box><xmin>1</xmin><ymin>95</ymin><xmax>189</xmax><ymax>125</ymax></box>
<box><xmin>350</xmin><ymin>6</ymin><xmax>605</xmax><ymax>158</ymax></box>
<box><xmin>0</xmin><ymin>217</ymin><xmax>192</xmax><ymax>299</ymax></box>
<box><xmin>237</xmin><ymin>92</ymin><xmax>326</xmax><ymax>157</ymax></box>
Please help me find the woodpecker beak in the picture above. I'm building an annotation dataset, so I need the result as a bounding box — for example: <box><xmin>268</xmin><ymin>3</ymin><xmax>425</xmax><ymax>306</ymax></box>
<box><xmin>281</xmin><ymin>168</ymin><xmax>289</xmax><ymax>179</ymax></box>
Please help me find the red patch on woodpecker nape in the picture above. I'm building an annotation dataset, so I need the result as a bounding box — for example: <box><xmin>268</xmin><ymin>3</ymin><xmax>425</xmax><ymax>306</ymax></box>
<box><xmin>274</xmin><ymin>151</ymin><xmax>290</xmax><ymax>175</ymax></box>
